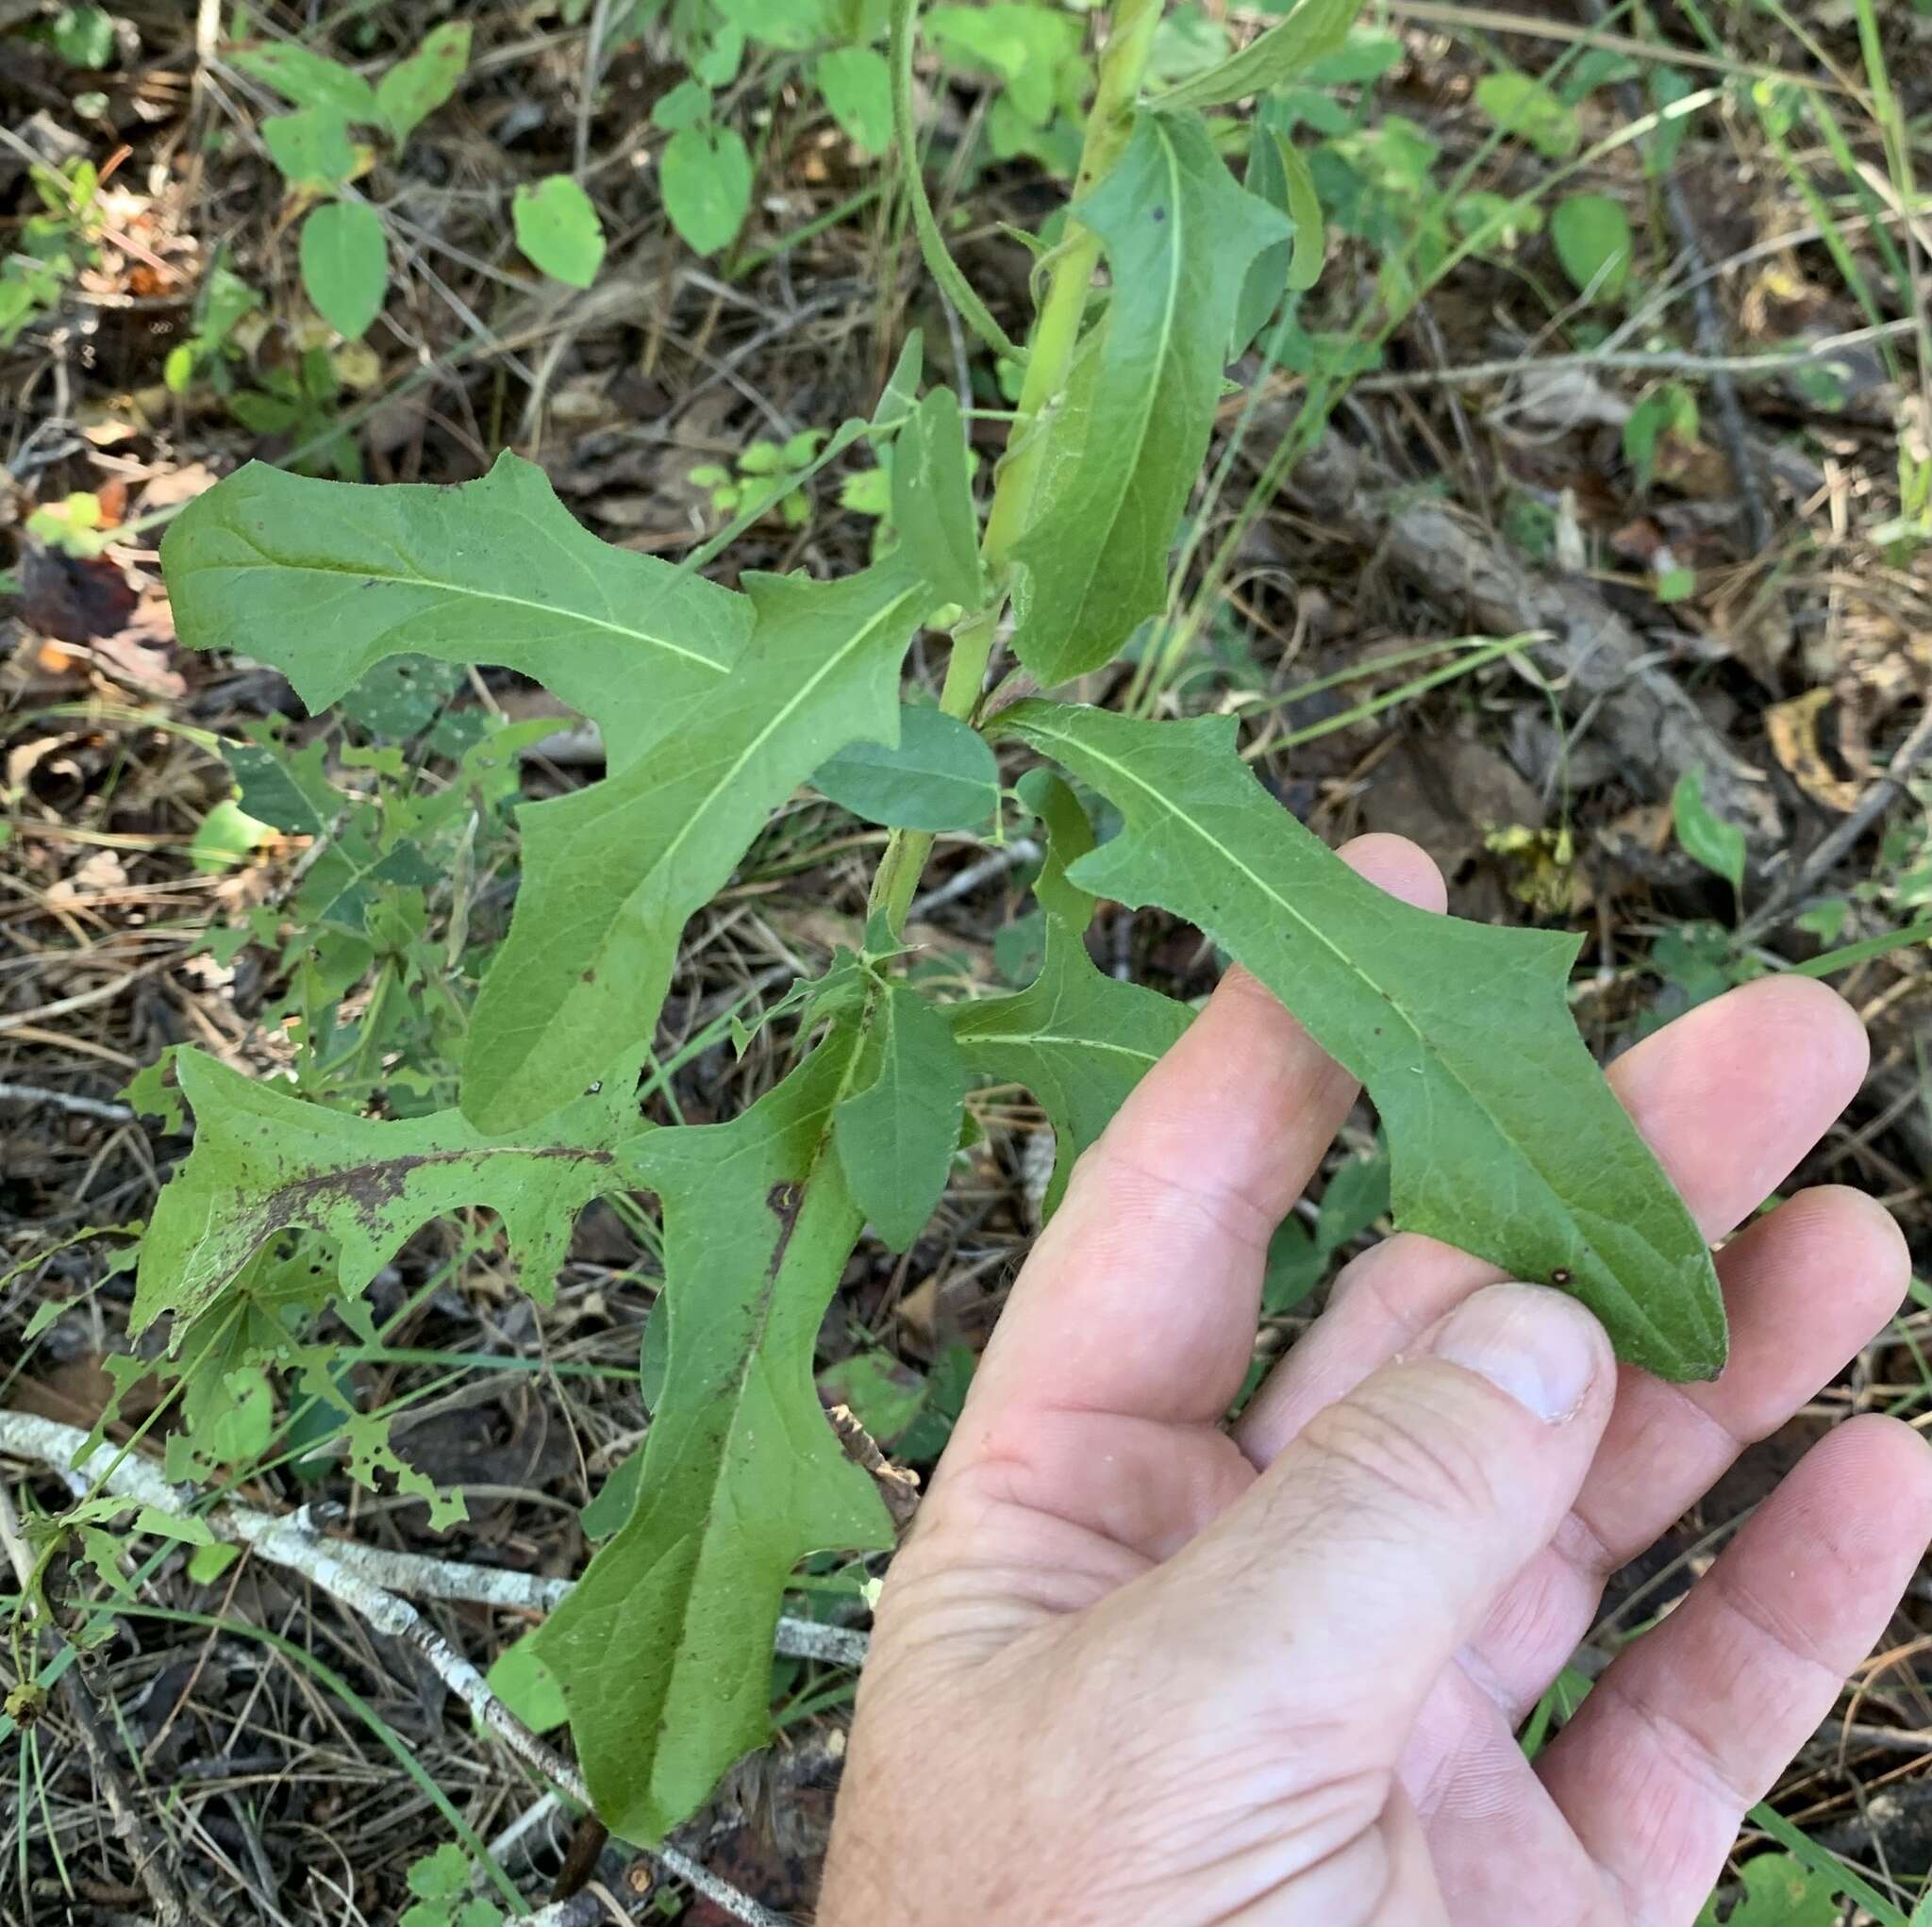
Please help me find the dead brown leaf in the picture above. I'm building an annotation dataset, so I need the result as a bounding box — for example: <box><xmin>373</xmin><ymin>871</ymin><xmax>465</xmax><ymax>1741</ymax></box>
<box><xmin>1768</xmin><ymin>689</ymin><xmax>1862</xmax><ymax>812</ymax></box>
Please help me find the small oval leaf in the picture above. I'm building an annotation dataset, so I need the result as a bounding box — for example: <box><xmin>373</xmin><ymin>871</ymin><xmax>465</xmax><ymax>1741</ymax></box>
<box><xmin>299</xmin><ymin>200</ymin><xmax>388</xmax><ymax>340</ymax></box>
<box><xmin>658</xmin><ymin>125</ymin><xmax>753</xmax><ymax>257</ymax></box>
<box><xmin>813</xmin><ymin>703</ymin><xmax>998</xmax><ymax>831</ymax></box>
<box><xmin>1552</xmin><ymin>191</ymin><xmax>1635</xmax><ymax>302</ymax></box>
<box><xmin>513</xmin><ymin>174</ymin><xmax>607</xmax><ymax>287</ymax></box>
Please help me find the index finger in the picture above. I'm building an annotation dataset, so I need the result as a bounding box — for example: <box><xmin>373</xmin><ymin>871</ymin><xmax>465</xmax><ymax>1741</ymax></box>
<box><xmin>960</xmin><ymin>834</ymin><xmax>1445</xmax><ymax>1431</ymax></box>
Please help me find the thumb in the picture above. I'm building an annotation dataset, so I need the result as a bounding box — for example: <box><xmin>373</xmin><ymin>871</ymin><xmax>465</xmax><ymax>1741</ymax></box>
<box><xmin>1130</xmin><ymin>1283</ymin><xmax>1615</xmax><ymax>1757</ymax></box>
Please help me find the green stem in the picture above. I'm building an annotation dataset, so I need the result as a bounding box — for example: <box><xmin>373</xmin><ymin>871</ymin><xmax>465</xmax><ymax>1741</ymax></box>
<box><xmin>868</xmin><ymin>0</ymin><xmax>1160</xmax><ymax>936</ymax></box>
<box><xmin>981</xmin><ymin>0</ymin><xmax>1162</xmax><ymax>574</ymax></box>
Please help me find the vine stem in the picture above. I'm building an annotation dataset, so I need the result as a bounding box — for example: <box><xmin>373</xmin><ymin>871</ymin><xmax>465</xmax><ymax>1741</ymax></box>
<box><xmin>869</xmin><ymin>0</ymin><xmax>1161</xmax><ymax>935</ymax></box>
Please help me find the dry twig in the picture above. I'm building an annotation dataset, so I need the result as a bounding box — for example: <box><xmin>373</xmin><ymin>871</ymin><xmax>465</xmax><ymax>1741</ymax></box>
<box><xmin>0</xmin><ymin>1412</ymin><xmax>866</xmax><ymax>1924</ymax></box>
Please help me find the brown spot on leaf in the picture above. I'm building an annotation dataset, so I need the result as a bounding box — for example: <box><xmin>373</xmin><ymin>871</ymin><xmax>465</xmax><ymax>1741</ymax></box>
<box><xmin>765</xmin><ymin>1181</ymin><xmax>804</xmax><ymax>1278</ymax></box>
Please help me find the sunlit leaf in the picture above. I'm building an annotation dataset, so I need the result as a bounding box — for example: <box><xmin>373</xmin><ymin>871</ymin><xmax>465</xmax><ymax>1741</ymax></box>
<box><xmin>925</xmin><ymin>3</ymin><xmax>1082</xmax><ymax>125</ymax></box>
<box><xmin>485</xmin><ymin>1630</ymin><xmax>570</xmax><ymax>1735</ymax></box>
<box><xmin>299</xmin><ymin>199</ymin><xmax>388</xmax><ymax>340</ymax></box>
<box><xmin>189</xmin><ymin>796</ymin><xmax>274</xmax><ymax>874</ymax></box>
<box><xmin>996</xmin><ymin>702</ymin><xmax>1727</xmax><ymax>1378</ymax></box>
<box><xmin>658</xmin><ymin>125</ymin><xmax>753</xmax><ymax>257</ymax></box>
<box><xmin>1475</xmin><ymin>70</ymin><xmax>1580</xmax><ymax>159</ymax></box>
<box><xmin>262</xmin><ymin>107</ymin><xmax>358</xmax><ymax>188</ymax></box>
<box><xmin>816</xmin><ymin>44</ymin><xmax>892</xmax><ymax>154</ymax></box>
<box><xmin>1552</xmin><ymin>191</ymin><xmax>1634</xmax><ymax>301</ymax></box>
<box><xmin>512</xmin><ymin>174</ymin><xmax>607</xmax><ymax>287</ymax></box>
<box><xmin>231</xmin><ymin>42</ymin><xmax>380</xmax><ymax>122</ymax></box>
<box><xmin>377</xmin><ymin>22</ymin><xmax>471</xmax><ymax>143</ymax></box>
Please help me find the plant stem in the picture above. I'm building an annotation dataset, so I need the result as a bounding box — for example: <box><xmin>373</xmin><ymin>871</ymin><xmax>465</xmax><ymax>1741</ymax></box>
<box><xmin>868</xmin><ymin>0</ymin><xmax>1161</xmax><ymax>936</ymax></box>
<box><xmin>979</xmin><ymin>0</ymin><xmax>1162</xmax><ymax>573</ymax></box>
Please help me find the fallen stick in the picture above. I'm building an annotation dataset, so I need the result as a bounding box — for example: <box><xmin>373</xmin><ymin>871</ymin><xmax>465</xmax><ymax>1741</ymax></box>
<box><xmin>0</xmin><ymin>1411</ymin><xmax>864</xmax><ymax>1927</ymax></box>
<box><xmin>1736</xmin><ymin>705</ymin><xmax>1932</xmax><ymax>946</ymax></box>
<box><xmin>1286</xmin><ymin>431</ymin><xmax>1784</xmax><ymax>850</ymax></box>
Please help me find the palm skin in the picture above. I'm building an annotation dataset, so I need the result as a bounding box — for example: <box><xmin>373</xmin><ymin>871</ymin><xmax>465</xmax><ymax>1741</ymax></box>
<box><xmin>820</xmin><ymin>835</ymin><xmax>1932</xmax><ymax>1926</ymax></box>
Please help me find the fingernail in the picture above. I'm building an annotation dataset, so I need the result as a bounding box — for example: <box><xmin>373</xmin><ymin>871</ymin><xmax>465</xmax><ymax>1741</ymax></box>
<box><xmin>1429</xmin><ymin>1284</ymin><xmax>1602</xmax><ymax>1423</ymax></box>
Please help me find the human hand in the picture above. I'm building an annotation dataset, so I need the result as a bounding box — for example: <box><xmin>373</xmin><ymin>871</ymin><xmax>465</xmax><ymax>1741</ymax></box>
<box><xmin>820</xmin><ymin>835</ymin><xmax>1932</xmax><ymax>1926</ymax></box>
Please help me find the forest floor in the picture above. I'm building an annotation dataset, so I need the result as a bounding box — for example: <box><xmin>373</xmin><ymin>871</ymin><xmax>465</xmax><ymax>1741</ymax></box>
<box><xmin>3</xmin><ymin>0</ymin><xmax>1931</xmax><ymax>1921</ymax></box>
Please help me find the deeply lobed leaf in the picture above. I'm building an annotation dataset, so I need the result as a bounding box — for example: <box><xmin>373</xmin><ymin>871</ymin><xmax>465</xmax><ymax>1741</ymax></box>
<box><xmin>952</xmin><ymin>925</ymin><xmax>1191</xmax><ymax>1219</ymax></box>
<box><xmin>460</xmin><ymin>556</ymin><xmax>932</xmax><ymax>1129</ymax></box>
<box><xmin>161</xmin><ymin>453</ymin><xmax>751</xmax><ymax>771</ymax></box>
<box><xmin>949</xmin><ymin>769</ymin><xmax>1192</xmax><ymax>1217</ymax></box>
<box><xmin>134</xmin><ymin>1050</ymin><xmax>647</xmax><ymax>1341</ymax></box>
<box><xmin>995</xmin><ymin>702</ymin><xmax>1727</xmax><ymax>1380</ymax></box>
<box><xmin>533</xmin><ymin>1032</ymin><xmax>892</xmax><ymax>1843</ymax></box>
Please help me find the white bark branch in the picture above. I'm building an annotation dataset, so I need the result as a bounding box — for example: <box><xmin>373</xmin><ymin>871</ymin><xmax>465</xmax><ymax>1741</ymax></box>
<box><xmin>0</xmin><ymin>1412</ymin><xmax>864</xmax><ymax>1927</ymax></box>
<box><xmin>0</xmin><ymin>1412</ymin><xmax>867</xmax><ymax>1666</ymax></box>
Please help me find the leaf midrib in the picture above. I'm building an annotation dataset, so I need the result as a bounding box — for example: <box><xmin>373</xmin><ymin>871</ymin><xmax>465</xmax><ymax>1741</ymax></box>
<box><xmin>476</xmin><ymin>578</ymin><xmax>924</xmax><ymax>1107</ymax></box>
<box><xmin>629</xmin><ymin>581</ymin><xmax>924</xmax><ymax>932</ymax></box>
<box><xmin>1028</xmin><ymin>716</ymin><xmax>1427</xmax><ymax>1050</ymax></box>
<box><xmin>1024</xmin><ymin>715</ymin><xmax>1674</xmax><ymax>1322</ymax></box>
<box><xmin>631</xmin><ymin>1062</ymin><xmax>868</xmax><ymax>1816</ymax></box>
<box><xmin>957</xmin><ymin>1024</ymin><xmax>1162</xmax><ymax>1064</ymax></box>
<box><xmin>1040</xmin><ymin>119</ymin><xmax>1187</xmax><ymax>615</ymax></box>
<box><xmin>206</xmin><ymin>536</ymin><xmax>731</xmax><ymax>672</ymax></box>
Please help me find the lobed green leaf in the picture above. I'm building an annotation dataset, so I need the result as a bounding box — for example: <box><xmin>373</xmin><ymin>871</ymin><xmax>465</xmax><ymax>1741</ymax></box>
<box><xmin>533</xmin><ymin>1033</ymin><xmax>892</xmax><ymax>1843</ymax></box>
<box><xmin>994</xmin><ymin>702</ymin><xmax>1727</xmax><ymax>1380</ymax></box>
<box><xmin>953</xmin><ymin>924</ymin><xmax>1191</xmax><ymax>1219</ymax></box>
<box><xmin>460</xmin><ymin>557</ymin><xmax>930</xmax><ymax>1130</ymax></box>
<box><xmin>161</xmin><ymin>453</ymin><xmax>752</xmax><ymax>770</ymax></box>
<box><xmin>134</xmin><ymin>1051</ymin><xmax>645</xmax><ymax>1342</ymax></box>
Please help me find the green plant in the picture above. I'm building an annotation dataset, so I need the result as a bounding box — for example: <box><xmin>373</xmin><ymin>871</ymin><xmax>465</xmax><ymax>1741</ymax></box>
<box><xmin>162</xmin><ymin>261</ymin><xmax>263</xmax><ymax>394</ymax></box>
<box><xmin>1692</xmin><ymin>1852</ymin><xmax>1846</xmax><ymax>1927</ymax></box>
<box><xmin>691</xmin><ymin>429</ymin><xmax>828</xmax><ymax>526</ymax></box>
<box><xmin>398</xmin><ymin>1845</ymin><xmax>502</xmax><ymax>1927</ymax></box>
<box><xmin>76</xmin><ymin>0</ymin><xmax>1733</xmax><ymax>1856</ymax></box>
<box><xmin>24</xmin><ymin>490</ymin><xmax>115</xmax><ymax>558</ymax></box>
<box><xmin>237</xmin><ymin>24</ymin><xmax>474</xmax><ymax>336</ymax></box>
<box><xmin>225</xmin><ymin>340</ymin><xmax>363</xmax><ymax>479</ymax></box>
<box><xmin>0</xmin><ymin>156</ymin><xmax>106</xmax><ymax>346</ymax></box>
